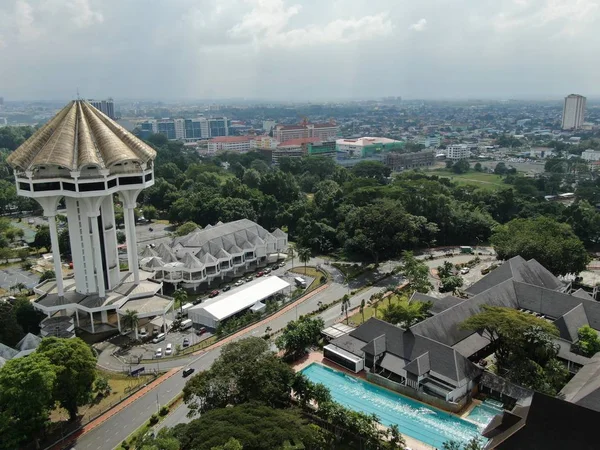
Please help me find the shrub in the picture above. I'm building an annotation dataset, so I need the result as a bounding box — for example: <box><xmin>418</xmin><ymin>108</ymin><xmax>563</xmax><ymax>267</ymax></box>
<box><xmin>121</xmin><ymin>441</ymin><xmax>130</xmax><ymax>450</ymax></box>
<box><xmin>149</xmin><ymin>413</ymin><xmax>159</xmax><ymax>425</ymax></box>
<box><xmin>159</xmin><ymin>405</ymin><xmax>169</xmax><ymax>416</ymax></box>
<box><xmin>319</xmin><ymin>275</ymin><xmax>327</xmax><ymax>284</ymax></box>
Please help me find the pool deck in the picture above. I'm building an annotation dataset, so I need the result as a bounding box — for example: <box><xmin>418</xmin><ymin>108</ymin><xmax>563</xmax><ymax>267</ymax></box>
<box><xmin>293</xmin><ymin>352</ymin><xmax>436</xmax><ymax>450</ymax></box>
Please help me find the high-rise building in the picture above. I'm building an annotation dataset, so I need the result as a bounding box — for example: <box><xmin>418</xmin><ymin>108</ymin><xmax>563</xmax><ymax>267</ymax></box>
<box><xmin>7</xmin><ymin>101</ymin><xmax>171</xmax><ymax>335</ymax></box>
<box><xmin>88</xmin><ymin>98</ymin><xmax>116</xmax><ymax>119</ymax></box>
<box><xmin>139</xmin><ymin>116</ymin><xmax>229</xmax><ymax>141</ymax></box>
<box><xmin>562</xmin><ymin>94</ymin><xmax>586</xmax><ymax>130</ymax></box>
<box><xmin>446</xmin><ymin>144</ymin><xmax>470</xmax><ymax>160</ymax></box>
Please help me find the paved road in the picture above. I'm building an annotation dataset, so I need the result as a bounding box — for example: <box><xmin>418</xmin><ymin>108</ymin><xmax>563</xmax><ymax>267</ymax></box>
<box><xmin>73</xmin><ymin>261</ymin><xmax>402</xmax><ymax>450</ymax></box>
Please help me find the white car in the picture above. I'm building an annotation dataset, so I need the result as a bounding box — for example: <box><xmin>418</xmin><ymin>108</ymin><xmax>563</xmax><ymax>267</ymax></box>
<box><xmin>155</xmin><ymin>348</ymin><xmax>162</xmax><ymax>358</ymax></box>
<box><xmin>460</xmin><ymin>267</ymin><xmax>470</xmax><ymax>274</ymax></box>
<box><xmin>165</xmin><ymin>343</ymin><xmax>173</xmax><ymax>355</ymax></box>
<box><xmin>139</xmin><ymin>327</ymin><xmax>148</xmax><ymax>338</ymax></box>
<box><xmin>234</xmin><ymin>280</ymin><xmax>244</xmax><ymax>287</ymax></box>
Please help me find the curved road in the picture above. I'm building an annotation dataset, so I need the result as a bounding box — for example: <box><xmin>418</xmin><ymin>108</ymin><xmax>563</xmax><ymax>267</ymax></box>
<box><xmin>72</xmin><ymin>260</ymin><xmax>403</xmax><ymax>450</ymax></box>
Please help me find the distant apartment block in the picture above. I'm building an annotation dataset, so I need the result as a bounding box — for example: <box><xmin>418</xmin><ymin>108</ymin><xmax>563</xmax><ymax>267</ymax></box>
<box><xmin>416</xmin><ymin>135</ymin><xmax>441</xmax><ymax>148</ymax></box>
<box><xmin>273</xmin><ymin>122</ymin><xmax>338</xmax><ymax>143</ymax></box>
<box><xmin>446</xmin><ymin>144</ymin><xmax>470</xmax><ymax>160</ymax></box>
<box><xmin>271</xmin><ymin>137</ymin><xmax>321</xmax><ymax>164</ymax></box>
<box><xmin>88</xmin><ymin>98</ymin><xmax>115</xmax><ymax>119</ymax></box>
<box><xmin>307</xmin><ymin>140</ymin><xmax>337</xmax><ymax>159</ymax></box>
<box><xmin>208</xmin><ymin>136</ymin><xmax>254</xmax><ymax>153</ymax></box>
<box><xmin>251</xmin><ymin>135</ymin><xmax>279</xmax><ymax>150</ymax></box>
<box><xmin>581</xmin><ymin>149</ymin><xmax>600</xmax><ymax>162</ymax></box>
<box><xmin>562</xmin><ymin>94</ymin><xmax>586</xmax><ymax>130</ymax></box>
<box><xmin>384</xmin><ymin>150</ymin><xmax>435</xmax><ymax>171</ymax></box>
<box><xmin>139</xmin><ymin>117</ymin><xmax>230</xmax><ymax>141</ymax></box>
<box><xmin>336</xmin><ymin>137</ymin><xmax>404</xmax><ymax>158</ymax></box>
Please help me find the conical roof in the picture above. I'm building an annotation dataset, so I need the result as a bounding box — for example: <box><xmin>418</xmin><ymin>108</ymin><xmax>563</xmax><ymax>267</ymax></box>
<box><xmin>145</xmin><ymin>257</ymin><xmax>165</xmax><ymax>269</ymax></box>
<box><xmin>181</xmin><ymin>252</ymin><xmax>204</xmax><ymax>270</ymax></box>
<box><xmin>140</xmin><ymin>246</ymin><xmax>158</xmax><ymax>258</ymax></box>
<box><xmin>7</xmin><ymin>100</ymin><xmax>156</xmax><ymax>172</ymax></box>
<box><xmin>16</xmin><ymin>333</ymin><xmax>42</xmax><ymax>351</ymax></box>
<box><xmin>156</xmin><ymin>243</ymin><xmax>177</xmax><ymax>263</ymax></box>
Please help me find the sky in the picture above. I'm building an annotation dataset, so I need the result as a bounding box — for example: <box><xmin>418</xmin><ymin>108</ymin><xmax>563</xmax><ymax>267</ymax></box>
<box><xmin>0</xmin><ymin>0</ymin><xmax>599</xmax><ymax>101</ymax></box>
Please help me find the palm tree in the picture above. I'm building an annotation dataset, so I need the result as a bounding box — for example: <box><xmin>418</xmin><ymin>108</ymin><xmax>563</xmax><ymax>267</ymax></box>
<box><xmin>288</xmin><ymin>243</ymin><xmax>296</xmax><ymax>268</ymax></box>
<box><xmin>360</xmin><ymin>298</ymin><xmax>365</xmax><ymax>324</ymax></box>
<box><xmin>368</xmin><ymin>294</ymin><xmax>379</xmax><ymax>319</ymax></box>
<box><xmin>298</xmin><ymin>247</ymin><xmax>311</xmax><ymax>274</ymax></box>
<box><xmin>341</xmin><ymin>295</ymin><xmax>351</xmax><ymax>324</ymax></box>
<box><xmin>173</xmin><ymin>288</ymin><xmax>188</xmax><ymax>316</ymax></box>
<box><xmin>122</xmin><ymin>309</ymin><xmax>140</xmax><ymax>340</ymax></box>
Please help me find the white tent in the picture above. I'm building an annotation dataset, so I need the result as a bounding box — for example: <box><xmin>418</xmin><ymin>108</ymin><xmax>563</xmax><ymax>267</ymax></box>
<box><xmin>188</xmin><ymin>276</ymin><xmax>290</xmax><ymax>328</ymax></box>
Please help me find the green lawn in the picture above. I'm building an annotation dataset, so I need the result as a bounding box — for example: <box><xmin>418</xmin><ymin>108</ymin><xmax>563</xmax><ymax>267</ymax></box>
<box><xmin>346</xmin><ymin>293</ymin><xmax>407</xmax><ymax>327</ymax></box>
<box><xmin>430</xmin><ymin>170</ymin><xmax>507</xmax><ymax>190</ymax></box>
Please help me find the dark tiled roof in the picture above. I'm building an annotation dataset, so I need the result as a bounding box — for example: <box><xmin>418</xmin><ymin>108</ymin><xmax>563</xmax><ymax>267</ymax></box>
<box><xmin>347</xmin><ymin>318</ymin><xmax>480</xmax><ymax>385</ymax></box>
<box><xmin>494</xmin><ymin>393</ymin><xmax>600</xmax><ymax>449</ymax></box>
<box><xmin>465</xmin><ymin>256</ymin><xmax>562</xmax><ymax>296</ymax></box>
<box><xmin>572</xmin><ymin>288</ymin><xmax>594</xmax><ymax>301</ymax></box>
<box><xmin>559</xmin><ymin>353</ymin><xmax>600</xmax><ymax>412</ymax></box>
<box><xmin>16</xmin><ymin>333</ymin><xmax>41</xmax><ymax>351</ymax></box>
<box><xmin>411</xmin><ymin>292</ymin><xmax>465</xmax><ymax>314</ymax></box>
<box><xmin>554</xmin><ymin>304</ymin><xmax>588</xmax><ymax>341</ymax></box>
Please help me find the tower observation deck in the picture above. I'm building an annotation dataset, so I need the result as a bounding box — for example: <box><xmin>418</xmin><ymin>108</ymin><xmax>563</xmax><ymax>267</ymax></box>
<box><xmin>7</xmin><ymin>100</ymin><xmax>156</xmax><ymax>300</ymax></box>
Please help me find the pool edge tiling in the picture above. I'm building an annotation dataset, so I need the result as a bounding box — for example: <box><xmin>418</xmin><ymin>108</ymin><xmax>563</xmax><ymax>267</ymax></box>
<box><xmin>301</xmin><ymin>362</ymin><xmax>484</xmax><ymax>449</ymax></box>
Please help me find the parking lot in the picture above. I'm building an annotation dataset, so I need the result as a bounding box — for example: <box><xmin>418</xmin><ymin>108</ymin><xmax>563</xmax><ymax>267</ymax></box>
<box><xmin>0</xmin><ymin>267</ymin><xmax>40</xmax><ymax>290</ymax></box>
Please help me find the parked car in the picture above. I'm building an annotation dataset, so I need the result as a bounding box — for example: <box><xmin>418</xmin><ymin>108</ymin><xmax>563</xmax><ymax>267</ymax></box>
<box><xmin>165</xmin><ymin>343</ymin><xmax>173</xmax><ymax>355</ymax></box>
<box><xmin>222</xmin><ymin>285</ymin><xmax>231</xmax><ymax>292</ymax></box>
<box><xmin>256</xmin><ymin>271</ymin><xmax>264</xmax><ymax>278</ymax></box>
<box><xmin>279</xmin><ymin>262</ymin><xmax>286</xmax><ymax>268</ymax></box>
<box><xmin>196</xmin><ymin>327</ymin><xmax>207</xmax><ymax>336</ymax></box>
<box><xmin>155</xmin><ymin>348</ymin><xmax>162</xmax><ymax>358</ymax></box>
<box><xmin>28</xmin><ymin>218</ymin><xmax>35</xmax><ymax>224</ymax></box>
<box><xmin>182</xmin><ymin>338</ymin><xmax>190</xmax><ymax>347</ymax></box>
<box><xmin>139</xmin><ymin>327</ymin><xmax>148</xmax><ymax>338</ymax></box>
<box><xmin>234</xmin><ymin>280</ymin><xmax>244</xmax><ymax>287</ymax></box>
<box><xmin>245</xmin><ymin>276</ymin><xmax>254</xmax><ymax>282</ymax></box>
<box><xmin>183</xmin><ymin>367</ymin><xmax>195</xmax><ymax>377</ymax></box>
<box><xmin>264</xmin><ymin>268</ymin><xmax>271</xmax><ymax>274</ymax></box>
<box><xmin>460</xmin><ymin>267</ymin><xmax>470</xmax><ymax>274</ymax></box>
<box><xmin>208</xmin><ymin>290</ymin><xmax>219</xmax><ymax>298</ymax></box>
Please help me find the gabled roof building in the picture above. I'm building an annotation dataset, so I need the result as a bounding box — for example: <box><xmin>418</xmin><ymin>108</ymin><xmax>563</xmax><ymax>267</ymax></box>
<box><xmin>146</xmin><ymin>219</ymin><xmax>287</xmax><ymax>287</ymax></box>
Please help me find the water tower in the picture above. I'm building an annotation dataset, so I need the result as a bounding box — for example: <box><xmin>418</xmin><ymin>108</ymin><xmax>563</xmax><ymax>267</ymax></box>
<box><xmin>7</xmin><ymin>100</ymin><xmax>156</xmax><ymax>299</ymax></box>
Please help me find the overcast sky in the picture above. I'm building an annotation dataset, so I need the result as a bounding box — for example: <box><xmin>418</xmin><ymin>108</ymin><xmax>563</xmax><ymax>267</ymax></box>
<box><xmin>1</xmin><ymin>0</ymin><xmax>599</xmax><ymax>101</ymax></box>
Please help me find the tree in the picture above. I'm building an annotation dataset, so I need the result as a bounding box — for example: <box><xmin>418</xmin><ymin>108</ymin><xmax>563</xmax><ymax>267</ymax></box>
<box><xmin>173</xmin><ymin>403</ymin><xmax>323</xmax><ymax>450</ymax></box>
<box><xmin>380</xmin><ymin>296</ymin><xmax>431</xmax><ymax>328</ymax></box>
<box><xmin>562</xmin><ymin>200</ymin><xmax>600</xmax><ymax>247</ymax></box>
<box><xmin>139</xmin><ymin>428</ymin><xmax>181</xmax><ymax>450</ymax></box>
<box><xmin>443</xmin><ymin>438</ymin><xmax>484</xmax><ymax>450</ymax></box>
<box><xmin>461</xmin><ymin>306</ymin><xmax>567</xmax><ymax>393</ymax></box>
<box><xmin>116</xmin><ymin>230</ymin><xmax>126</xmax><ymax>244</ymax></box>
<box><xmin>37</xmin><ymin>337</ymin><xmax>97</xmax><ymax>421</ymax></box>
<box><xmin>0</xmin><ymin>247</ymin><xmax>12</xmax><ymax>263</ymax></box>
<box><xmin>176</xmin><ymin>221</ymin><xmax>200</xmax><ymax>236</ymax></box>
<box><xmin>575</xmin><ymin>325</ymin><xmax>600</xmax><ymax>357</ymax></box>
<box><xmin>437</xmin><ymin>261</ymin><xmax>455</xmax><ymax>279</ymax></box>
<box><xmin>474</xmin><ymin>162</ymin><xmax>482</xmax><ymax>172</ymax></box>
<box><xmin>211</xmin><ymin>437</ymin><xmax>243</xmax><ymax>450</ymax></box>
<box><xmin>452</xmin><ymin>159</ymin><xmax>470</xmax><ymax>174</ymax></box>
<box><xmin>360</xmin><ymin>298</ymin><xmax>366</xmax><ymax>323</ymax></box>
<box><xmin>13</xmin><ymin>296</ymin><xmax>44</xmax><ymax>335</ymax></box>
<box><xmin>494</xmin><ymin>162</ymin><xmax>508</xmax><ymax>175</ymax></box>
<box><xmin>122</xmin><ymin>309</ymin><xmax>140</xmax><ymax>340</ymax></box>
<box><xmin>39</xmin><ymin>270</ymin><xmax>56</xmax><ymax>283</ymax></box>
<box><xmin>0</xmin><ymin>301</ymin><xmax>24</xmax><ymax>347</ymax></box>
<box><xmin>439</xmin><ymin>275</ymin><xmax>463</xmax><ymax>293</ymax></box>
<box><xmin>297</xmin><ymin>247</ymin><xmax>311</xmax><ymax>273</ymax></box>
<box><xmin>368</xmin><ymin>294</ymin><xmax>381</xmax><ymax>319</ymax></box>
<box><xmin>351</xmin><ymin>160</ymin><xmax>391</xmax><ymax>183</ymax></box>
<box><xmin>0</xmin><ymin>353</ymin><xmax>57</xmax><ymax>449</ymax></box>
<box><xmin>185</xmin><ymin>338</ymin><xmax>298</xmax><ymax>415</ymax></box>
<box><xmin>401</xmin><ymin>251</ymin><xmax>433</xmax><ymax>293</ymax></box>
<box><xmin>341</xmin><ymin>295</ymin><xmax>351</xmax><ymax>324</ymax></box>
<box><xmin>491</xmin><ymin>216</ymin><xmax>590</xmax><ymax>276</ymax></box>
<box><xmin>275</xmin><ymin>316</ymin><xmax>324</xmax><ymax>360</ymax></box>
<box><xmin>174</xmin><ymin>288</ymin><xmax>188</xmax><ymax>316</ymax></box>
<box><xmin>33</xmin><ymin>224</ymin><xmax>51</xmax><ymax>251</ymax></box>
<box><xmin>242</xmin><ymin>168</ymin><xmax>262</xmax><ymax>189</ymax></box>
<box><xmin>142</xmin><ymin>205</ymin><xmax>158</xmax><ymax>221</ymax></box>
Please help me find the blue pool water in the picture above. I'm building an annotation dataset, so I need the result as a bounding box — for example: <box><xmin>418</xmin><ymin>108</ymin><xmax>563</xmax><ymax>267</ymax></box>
<box><xmin>466</xmin><ymin>404</ymin><xmax>502</xmax><ymax>427</ymax></box>
<box><xmin>301</xmin><ymin>363</ymin><xmax>483</xmax><ymax>449</ymax></box>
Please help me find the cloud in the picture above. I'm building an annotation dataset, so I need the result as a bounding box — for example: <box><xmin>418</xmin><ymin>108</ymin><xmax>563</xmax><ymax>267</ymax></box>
<box><xmin>408</xmin><ymin>18</ymin><xmax>427</xmax><ymax>31</ymax></box>
<box><xmin>14</xmin><ymin>0</ymin><xmax>40</xmax><ymax>41</ymax></box>
<box><xmin>229</xmin><ymin>0</ymin><xmax>392</xmax><ymax>47</ymax></box>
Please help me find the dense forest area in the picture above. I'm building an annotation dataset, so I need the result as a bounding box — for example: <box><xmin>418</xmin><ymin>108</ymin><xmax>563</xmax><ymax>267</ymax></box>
<box><xmin>2</xmin><ymin>127</ymin><xmax>600</xmax><ymax>264</ymax></box>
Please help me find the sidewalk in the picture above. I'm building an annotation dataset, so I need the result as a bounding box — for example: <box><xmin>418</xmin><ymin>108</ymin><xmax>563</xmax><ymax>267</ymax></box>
<box><xmin>49</xmin><ymin>368</ymin><xmax>180</xmax><ymax>450</ymax></box>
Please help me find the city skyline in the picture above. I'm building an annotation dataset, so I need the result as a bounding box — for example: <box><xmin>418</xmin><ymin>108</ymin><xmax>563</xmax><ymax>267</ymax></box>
<box><xmin>1</xmin><ymin>0</ymin><xmax>599</xmax><ymax>101</ymax></box>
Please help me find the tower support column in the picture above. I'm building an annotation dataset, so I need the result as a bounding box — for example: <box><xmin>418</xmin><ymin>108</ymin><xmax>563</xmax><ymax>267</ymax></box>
<box><xmin>47</xmin><ymin>214</ymin><xmax>65</xmax><ymax>298</ymax></box>
<box><xmin>90</xmin><ymin>214</ymin><xmax>106</xmax><ymax>298</ymax></box>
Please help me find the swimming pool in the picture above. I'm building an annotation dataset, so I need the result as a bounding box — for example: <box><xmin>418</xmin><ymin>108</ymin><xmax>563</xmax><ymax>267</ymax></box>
<box><xmin>466</xmin><ymin>404</ymin><xmax>502</xmax><ymax>427</ymax></box>
<box><xmin>301</xmin><ymin>363</ymin><xmax>483</xmax><ymax>449</ymax></box>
